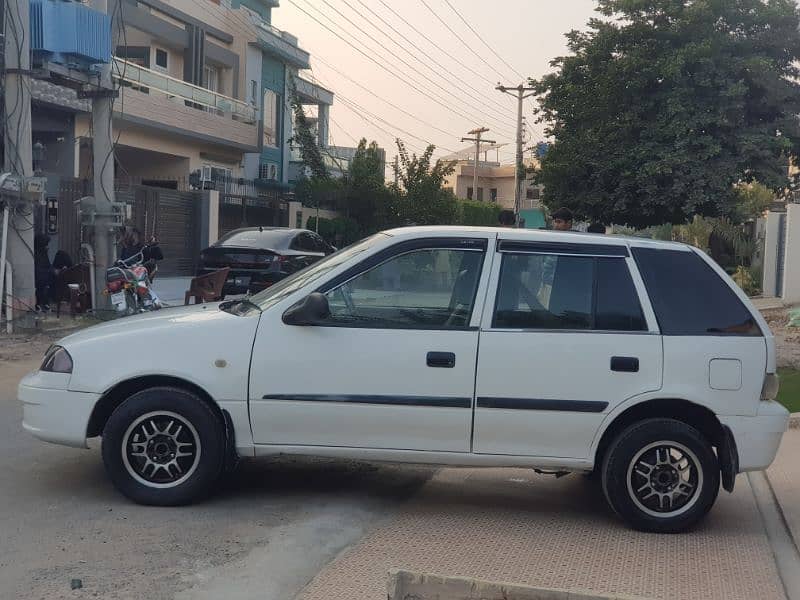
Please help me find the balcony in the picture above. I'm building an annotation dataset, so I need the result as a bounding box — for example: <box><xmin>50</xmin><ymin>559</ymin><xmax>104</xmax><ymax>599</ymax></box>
<box><xmin>250</xmin><ymin>17</ymin><xmax>310</xmax><ymax>68</ymax></box>
<box><xmin>112</xmin><ymin>58</ymin><xmax>259</xmax><ymax>152</ymax></box>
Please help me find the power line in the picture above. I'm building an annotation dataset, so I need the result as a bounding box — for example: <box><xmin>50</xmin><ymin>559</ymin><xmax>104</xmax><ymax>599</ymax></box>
<box><xmin>286</xmin><ymin>0</ymin><xmax>515</xmax><ymax>139</ymax></box>
<box><xmin>418</xmin><ymin>0</ymin><xmax>507</xmax><ymax>79</ymax></box>
<box><xmin>298</xmin><ymin>0</ymin><xmax>515</xmax><ymax>137</ymax></box>
<box><xmin>376</xmin><ymin>0</ymin><xmax>498</xmax><ymax>87</ymax></box>
<box><xmin>331</xmin><ymin>0</ymin><xmax>515</xmax><ymax>122</ymax></box>
<box><xmin>441</xmin><ymin>0</ymin><xmax>525</xmax><ymax>80</ymax></box>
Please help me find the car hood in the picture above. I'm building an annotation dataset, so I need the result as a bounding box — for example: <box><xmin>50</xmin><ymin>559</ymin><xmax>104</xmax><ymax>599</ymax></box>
<box><xmin>61</xmin><ymin>303</ymin><xmax>261</xmax><ymax>397</ymax></box>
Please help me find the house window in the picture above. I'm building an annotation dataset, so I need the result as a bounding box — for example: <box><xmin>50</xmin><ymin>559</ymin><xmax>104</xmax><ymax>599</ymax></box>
<box><xmin>259</xmin><ymin>162</ymin><xmax>278</xmax><ymax>180</ymax></box>
<box><xmin>467</xmin><ymin>187</ymin><xmax>474</xmax><ymax>200</ymax></box>
<box><xmin>250</xmin><ymin>80</ymin><xmax>258</xmax><ymax>106</ymax></box>
<box><xmin>490</xmin><ymin>188</ymin><xmax>498</xmax><ymax>202</ymax></box>
<box><xmin>263</xmin><ymin>89</ymin><xmax>280</xmax><ymax>148</ymax></box>
<box><xmin>526</xmin><ymin>187</ymin><xmax>541</xmax><ymax>200</ymax></box>
<box><xmin>477</xmin><ymin>187</ymin><xmax>484</xmax><ymax>201</ymax></box>
<box><xmin>154</xmin><ymin>48</ymin><xmax>168</xmax><ymax>71</ymax></box>
<box><xmin>204</xmin><ymin>64</ymin><xmax>219</xmax><ymax>93</ymax></box>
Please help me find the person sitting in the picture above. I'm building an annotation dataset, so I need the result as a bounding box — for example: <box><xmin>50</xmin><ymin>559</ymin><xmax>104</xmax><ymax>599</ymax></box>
<box><xmin>119</xmin><ymin>228</ymin><xmax>164</xmax><ymax>279</ymax></box>
<box><xmin>34</xmin><ymin>234</ymin><xmax>54</xmax><ymax>311</ymax></box>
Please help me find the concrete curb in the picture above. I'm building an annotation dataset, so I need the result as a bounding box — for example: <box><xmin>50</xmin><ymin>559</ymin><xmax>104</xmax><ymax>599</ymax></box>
<box><xmin>388</xmin><ymin>570</ymin><xmax>649</xmax><ymax>600</ymax></box>
<box><xmin>789</xmin><ymin>413</ymin><xmax>800</xmax><ymax>429</ymax></box>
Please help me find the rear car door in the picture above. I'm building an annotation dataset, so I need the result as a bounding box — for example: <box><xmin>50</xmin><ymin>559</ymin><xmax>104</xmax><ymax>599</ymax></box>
<box><xmin>249</xmin><ymin>236</ymin><xmax>492</xmax><ymax>452</ymax></box>
<box><xmin>473</xmin><ymin>239</ymin><xmax>663</xmax><ymax>459</ymax></box>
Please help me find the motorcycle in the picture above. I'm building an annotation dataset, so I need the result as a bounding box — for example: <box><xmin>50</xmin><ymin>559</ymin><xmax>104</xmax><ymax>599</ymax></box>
<box><xmin>104</xmin><ymin>247</ymin><xmax>162</xmax><ymax>315</ymax></box>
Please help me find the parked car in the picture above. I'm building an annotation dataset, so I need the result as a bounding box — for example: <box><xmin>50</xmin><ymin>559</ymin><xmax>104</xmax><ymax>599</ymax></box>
<box><xmin>197</xmin><ymin>227</ymin><xmax>334</xmax><ymax>296</ymax></box>
<box><xmin>20</xmin><ymin>226</ymin><xmax>788</xmax><ymax>532</ymax></box>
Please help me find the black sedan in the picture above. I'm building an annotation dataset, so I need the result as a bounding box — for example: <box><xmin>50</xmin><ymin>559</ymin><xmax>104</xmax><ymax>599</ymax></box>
<box><xmin>198</xmin><ymin>227</ymin><xmax>335</xmax><ymax>296</ymax></box>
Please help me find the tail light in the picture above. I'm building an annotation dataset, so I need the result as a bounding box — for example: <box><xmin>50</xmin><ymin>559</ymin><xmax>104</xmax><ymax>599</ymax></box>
<box><xmin>761</xmin><ymin>373</ymin><xmax>780</xmax><ymax>401</ymax></box>
<box><xmin>107</xmin><ymin>280</ymin><xmax>123</xmax><ymax>292</ymax></box>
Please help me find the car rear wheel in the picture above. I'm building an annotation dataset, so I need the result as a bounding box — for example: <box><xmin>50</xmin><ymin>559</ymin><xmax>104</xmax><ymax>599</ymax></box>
<box><xmin>601</xmin><ymin>418</ymin><xmax>719</xmax><ymax>533</ymax></box>
<box><xmin>101</xmin><ymin>387</ymin><xmax>226</xmax><ymax>505</ymax></box>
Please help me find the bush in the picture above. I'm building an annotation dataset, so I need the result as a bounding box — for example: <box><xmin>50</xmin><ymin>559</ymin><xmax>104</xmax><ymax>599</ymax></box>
<box><xmin>459</xmin><ymin>199</ymin><xmax>502</xmax><ymax>226</ymax></box>
<box><xmin>306</xmin><ymin>216</ymin><xmax>361</xmax><ymax>247</ymax></box>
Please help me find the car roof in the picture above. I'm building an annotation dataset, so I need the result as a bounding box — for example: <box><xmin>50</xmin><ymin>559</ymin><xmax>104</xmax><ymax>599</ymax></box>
<box><xmin>381</xmin><ymin>225</ymin><xmax>692</xmax><ymax>252</ymax></box>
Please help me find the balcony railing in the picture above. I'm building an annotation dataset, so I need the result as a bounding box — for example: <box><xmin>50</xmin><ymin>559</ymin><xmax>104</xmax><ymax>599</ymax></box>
<box><xmin>250</xmin><ymin>16</ymin><xmax>310</xmax><ymax>68</ymax></box>
<box><xmin>111</xmin><ymin>57</ymin><xmax>258</xmax><ymax>124</ymax></box>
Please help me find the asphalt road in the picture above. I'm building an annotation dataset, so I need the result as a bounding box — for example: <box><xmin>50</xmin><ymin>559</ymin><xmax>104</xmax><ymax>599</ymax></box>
<box><xmin>0</xmin><ymin>356</ymin><xmax>432</xmax><ymax>600</ymax></box>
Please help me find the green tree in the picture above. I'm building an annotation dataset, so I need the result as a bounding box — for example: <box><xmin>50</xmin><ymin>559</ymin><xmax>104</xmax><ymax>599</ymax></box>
<box><xmin>338</xmin><ymin>139</ymin><xmax>391</xmax><ymax>233</ymax></box>
<box><xmin>532</xmin><ymin>0</ymin><xmax>800</xmax><ymax>227</ymax></box>
<box><xmin>732</xmin><ymin>182</ymin><xmax>774</xmax><ymax>223</ymax></box>
<box><xmin>390</xmin><ymin>139</ymin><xmax>459</xmax><ymax>225</ymax></box>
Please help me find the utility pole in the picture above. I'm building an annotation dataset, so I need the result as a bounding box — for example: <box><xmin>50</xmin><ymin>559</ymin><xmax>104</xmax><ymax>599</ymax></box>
<box><xmin>461</xmin><ymin>127</ymin><xmax>495</xmax><ymax>201</ymax></box>
<box><xmin>496</xmin><ymin>84</ymin><xmax>535</xmax><ymax>221</ymax></box>
<box><xmin>3</xmin><ymin>0</ymin><xmax>35</xmax><ymax>319</ymax></box>
<box><xmin>88</xmin><ymin>0</ymin><xmax>117</xmax><ymax>310</ymax></box>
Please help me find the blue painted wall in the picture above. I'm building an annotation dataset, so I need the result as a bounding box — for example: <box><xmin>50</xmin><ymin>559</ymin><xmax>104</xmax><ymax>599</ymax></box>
<box><xmin>261</xmin><ymin>53</ymin><xmax>286</xmax><ymax>180</ymax></box>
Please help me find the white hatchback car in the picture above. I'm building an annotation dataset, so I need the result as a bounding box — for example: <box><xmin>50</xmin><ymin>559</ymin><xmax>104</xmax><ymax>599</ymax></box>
<box><xmin>20</xmin><ymin>226</ymin><xmax>788</xmax><ymax>532</ymax></box>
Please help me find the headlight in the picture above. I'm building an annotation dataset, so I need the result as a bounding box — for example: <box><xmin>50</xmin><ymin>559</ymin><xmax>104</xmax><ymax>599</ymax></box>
<box><xmin>41</xmin><ymin>345</ymin><xmax>73</xmax><ymax>374</ymax></box>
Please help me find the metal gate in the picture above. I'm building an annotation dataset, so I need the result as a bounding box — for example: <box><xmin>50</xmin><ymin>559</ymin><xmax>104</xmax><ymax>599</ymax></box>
<box><xmin>218</xmin><ymin>193</ymin><xmax>289</xmax><ymax>238</ymax></box>
<box><xmin>56</xmin><ymin>178</ymin><xmax>91</xmax><ymax>262</ymax></box>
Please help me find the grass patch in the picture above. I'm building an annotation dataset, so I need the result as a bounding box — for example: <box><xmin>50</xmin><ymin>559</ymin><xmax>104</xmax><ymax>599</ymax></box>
<box><xmin>777</xmin><ymin>368</ymin><xmax>800</xmax><ymax>413</ymax></box>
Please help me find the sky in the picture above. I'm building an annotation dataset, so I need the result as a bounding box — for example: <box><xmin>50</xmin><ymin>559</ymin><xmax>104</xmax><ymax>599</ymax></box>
<box><xmin>271</xmin><ymin>0</ymin><xmax>598</xmax><ymax>171</ymax></box>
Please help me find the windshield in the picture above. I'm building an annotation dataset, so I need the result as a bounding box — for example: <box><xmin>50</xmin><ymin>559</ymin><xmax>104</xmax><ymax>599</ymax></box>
<box><xmin>248</xmin><ymin>233</ymin><xmax>387</xmax><ymax>311</ymax></box>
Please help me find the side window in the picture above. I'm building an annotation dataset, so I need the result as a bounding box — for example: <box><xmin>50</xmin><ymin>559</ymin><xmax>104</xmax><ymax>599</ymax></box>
<box><xmin>595</xmin><ymin>258</ymin><xmax>647</xmax><ymax>331</ymax></box>
<box><xmin>309</xmin><ymin>233</ymin><xmax>327</xmax><ymax>253</ymax></box>
<box><xmin>632</xmin><ymin>248</ymin><xmax>761</xmax><ymax>336</ymax></box>
<box><xmin>325</xmin><ymin>248</ymin><xmax>484</xmax><ymax>328</ymax></box>
<box><xmin>493</xmin><ymin>253</ymin><xmax>646</xmax><ymax>331</ymax></box>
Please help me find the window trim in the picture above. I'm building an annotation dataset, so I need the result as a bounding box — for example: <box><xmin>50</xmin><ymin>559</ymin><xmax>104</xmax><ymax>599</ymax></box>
<box><xmin>488</xmin><ymin>251</ymin><xmax>649</xmax><ymax>334</ymax></box>
<box><xmin>310</xmin><ymin>237</ymin><xmax>489</xmax><ymax>331</ymax></box>
<box><xmin>153</xmin><ymin>47</ymin><xmax>168</xmax><ymax>71</ymax></box>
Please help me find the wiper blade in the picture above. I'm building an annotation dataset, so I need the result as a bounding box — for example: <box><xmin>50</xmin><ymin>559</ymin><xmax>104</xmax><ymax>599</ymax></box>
<box><xmin>220</xmin><ymin>298</ymin><xmax>262</xmax><ymax>313</ymax></box>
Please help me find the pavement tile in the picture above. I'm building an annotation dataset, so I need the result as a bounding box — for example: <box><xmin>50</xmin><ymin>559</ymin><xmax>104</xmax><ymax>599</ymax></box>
<box><xmin>767</xmin><ymin>430</ymin><xmax>800</xmax><ymax>546</ymax></box>
<box><xmin>296</xmin><ymin>467</ymin><xmax>784</xmax><ymax>600</ymax></box>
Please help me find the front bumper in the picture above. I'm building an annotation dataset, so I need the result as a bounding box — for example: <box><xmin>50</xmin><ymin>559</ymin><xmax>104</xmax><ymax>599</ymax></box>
<box><xmin>19</xmin><ymin>372</ymin><xmax>100</xmax><ymax>449</ymax></box>
<box><xmin>720</xmin><ymin>400</ymin><xmax>790</xmax><ymax>472</ymax></box>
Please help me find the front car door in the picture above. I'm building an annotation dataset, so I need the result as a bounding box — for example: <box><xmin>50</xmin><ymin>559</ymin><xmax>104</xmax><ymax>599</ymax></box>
<box><xmin>249</xmin><ymin>235</ymin><xmax>492</xmax><ymax>452</ymax></box>
<box><xmin>473</xmin><ymin>237</ymin><xmax>663</xmax><ymax>459</ymax></box>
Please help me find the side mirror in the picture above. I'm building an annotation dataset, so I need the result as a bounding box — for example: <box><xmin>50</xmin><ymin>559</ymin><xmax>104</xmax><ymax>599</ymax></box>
<box><xmin>282</xmin><ymin>292</ymin><xmax>331</xmax><ymax>326</ymax></box>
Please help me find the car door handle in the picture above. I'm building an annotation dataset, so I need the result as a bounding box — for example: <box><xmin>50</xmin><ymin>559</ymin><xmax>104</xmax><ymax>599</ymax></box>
<box><xmin>611</xmin><ymin>356</ymin><xmax>639</xmax><ymax>372</ymax></box>
<box><xmin>427</xmin><ymin>352</ymin><xmax>456</xmax><ymax>368</ymax></box>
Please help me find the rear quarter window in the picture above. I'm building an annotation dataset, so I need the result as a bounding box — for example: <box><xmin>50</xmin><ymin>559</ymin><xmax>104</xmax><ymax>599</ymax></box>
<box><xmin>631</xmin><ymin>247</ymin><xmax>761</xmax><ymax>336</ymax></box>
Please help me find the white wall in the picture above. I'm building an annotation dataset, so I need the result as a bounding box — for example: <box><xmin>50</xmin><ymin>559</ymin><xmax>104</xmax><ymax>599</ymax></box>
<box><xmin>782</xmin><ymin>204</ymin><xmax>800</xmax><ymax>303</ymax></box>
<box><xmin>762</xmin><ymin>211</ymin><xmax>781</xmax><ymax>298</ymax></box>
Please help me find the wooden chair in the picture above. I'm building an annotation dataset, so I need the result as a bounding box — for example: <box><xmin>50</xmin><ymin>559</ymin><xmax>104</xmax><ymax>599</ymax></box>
<box><xmin>184</xmin><ymin>268</ymin><xmax>230</xmax><ymax>305</ymax></box>
<box><xmin>53</xmin><ymin>264</ymin><xmax>91</xmax><ymax>317</ymax></box>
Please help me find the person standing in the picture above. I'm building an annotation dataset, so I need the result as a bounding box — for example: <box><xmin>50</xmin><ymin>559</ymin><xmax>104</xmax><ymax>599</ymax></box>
<box><xmin>550</xmin><ymin>207</ymin><xmax>574</xmax><ymax>231</ymax></box>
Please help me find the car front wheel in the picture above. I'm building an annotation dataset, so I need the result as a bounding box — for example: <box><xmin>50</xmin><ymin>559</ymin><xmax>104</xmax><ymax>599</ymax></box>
<box><xmin>101</xmin><ymin>387</ymin><xmax>226</xmax><ymax>505</ymax></box>
<box><xmin>601</xmin><ymin>418</ymin><xmax>720</xmax><ymax>533</ymax></box>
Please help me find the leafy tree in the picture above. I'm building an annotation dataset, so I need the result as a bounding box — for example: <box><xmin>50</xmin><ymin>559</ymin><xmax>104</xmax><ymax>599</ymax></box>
<box><xmin>390</xmin><ymin>140</ymin><xmax>459</xmax><ymax>225</ymax></box>
<box><xmin>338</xmin><ymin>139</ymin><xmax>391</xmax><ymax>233</ymax></box>
<box><xmin>732</xmin><ymin>182</ymin><xmax>774</xmax><ymax>223</ymax></box>
<box><xmin>532</xmin><ymin>0</ymin><xmax>800</xmax><ymax>227</ymax></box>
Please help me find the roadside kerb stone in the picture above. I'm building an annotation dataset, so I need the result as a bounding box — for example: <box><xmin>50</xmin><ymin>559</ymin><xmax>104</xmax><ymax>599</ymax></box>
<box><xmin>388</xmin><ymin>570</ymin><xmax>650</xmax><ymax>600</ymax></box>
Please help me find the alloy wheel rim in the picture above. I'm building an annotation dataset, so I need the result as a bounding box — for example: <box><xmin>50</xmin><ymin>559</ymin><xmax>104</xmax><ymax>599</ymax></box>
<box><xmin>121</xmin><ymin>411</ymin><xmax>201</xmax><ymax>489</ymax></box>
<box><xmin>626</xmin><ymin>440</ymin><xmax>703</xmax><ymax>518</ymax></box>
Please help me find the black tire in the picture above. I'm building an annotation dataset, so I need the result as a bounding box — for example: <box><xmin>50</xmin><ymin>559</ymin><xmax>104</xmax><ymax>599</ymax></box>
<box><xmin>101</xmin><ymin>387</ymin><xmax>226</xmax><ymax>506</ymax></box>
<box><xmin>601</xmin><ymin>418</ymin><xmax>719</xmax><ymax>533</ymax></box>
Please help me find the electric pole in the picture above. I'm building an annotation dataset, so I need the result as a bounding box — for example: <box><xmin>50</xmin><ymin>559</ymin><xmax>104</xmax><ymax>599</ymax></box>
<box><xmin>496</xmin><ymin>84</ymin><xmax>535</xmax><ymax>221</ymax></box>
<box><xmin>461</xmin><ymin>127</ymin><xmax>495</xmax><ymax>201</ymax></box>
<box><xmin>3</xmin><ymin>0</ymin><xmax>36</xmax><ymax>319</ymax></box>
<box><xmin>88</xmin><ymin>0</ymin><xmax>117</xmax><ymax>310</ymax></box>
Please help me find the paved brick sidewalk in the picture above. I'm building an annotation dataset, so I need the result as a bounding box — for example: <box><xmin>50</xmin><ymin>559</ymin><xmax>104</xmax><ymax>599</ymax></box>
<box><xmin>296</xmin><ymin>468</ymin><xmax>784</xmax><ymax>600</ymax></box>
<box><xmin>767</xmin><ymin>430</ymin><xmax>800</xmax><ymax>546</ymax></box>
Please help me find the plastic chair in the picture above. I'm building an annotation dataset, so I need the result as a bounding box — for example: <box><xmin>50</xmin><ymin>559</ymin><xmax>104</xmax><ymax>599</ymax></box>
<box><xmin>184</xmin><ymin>268</ymin><xmax>230</xmax><ymax>305</ymax></box>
